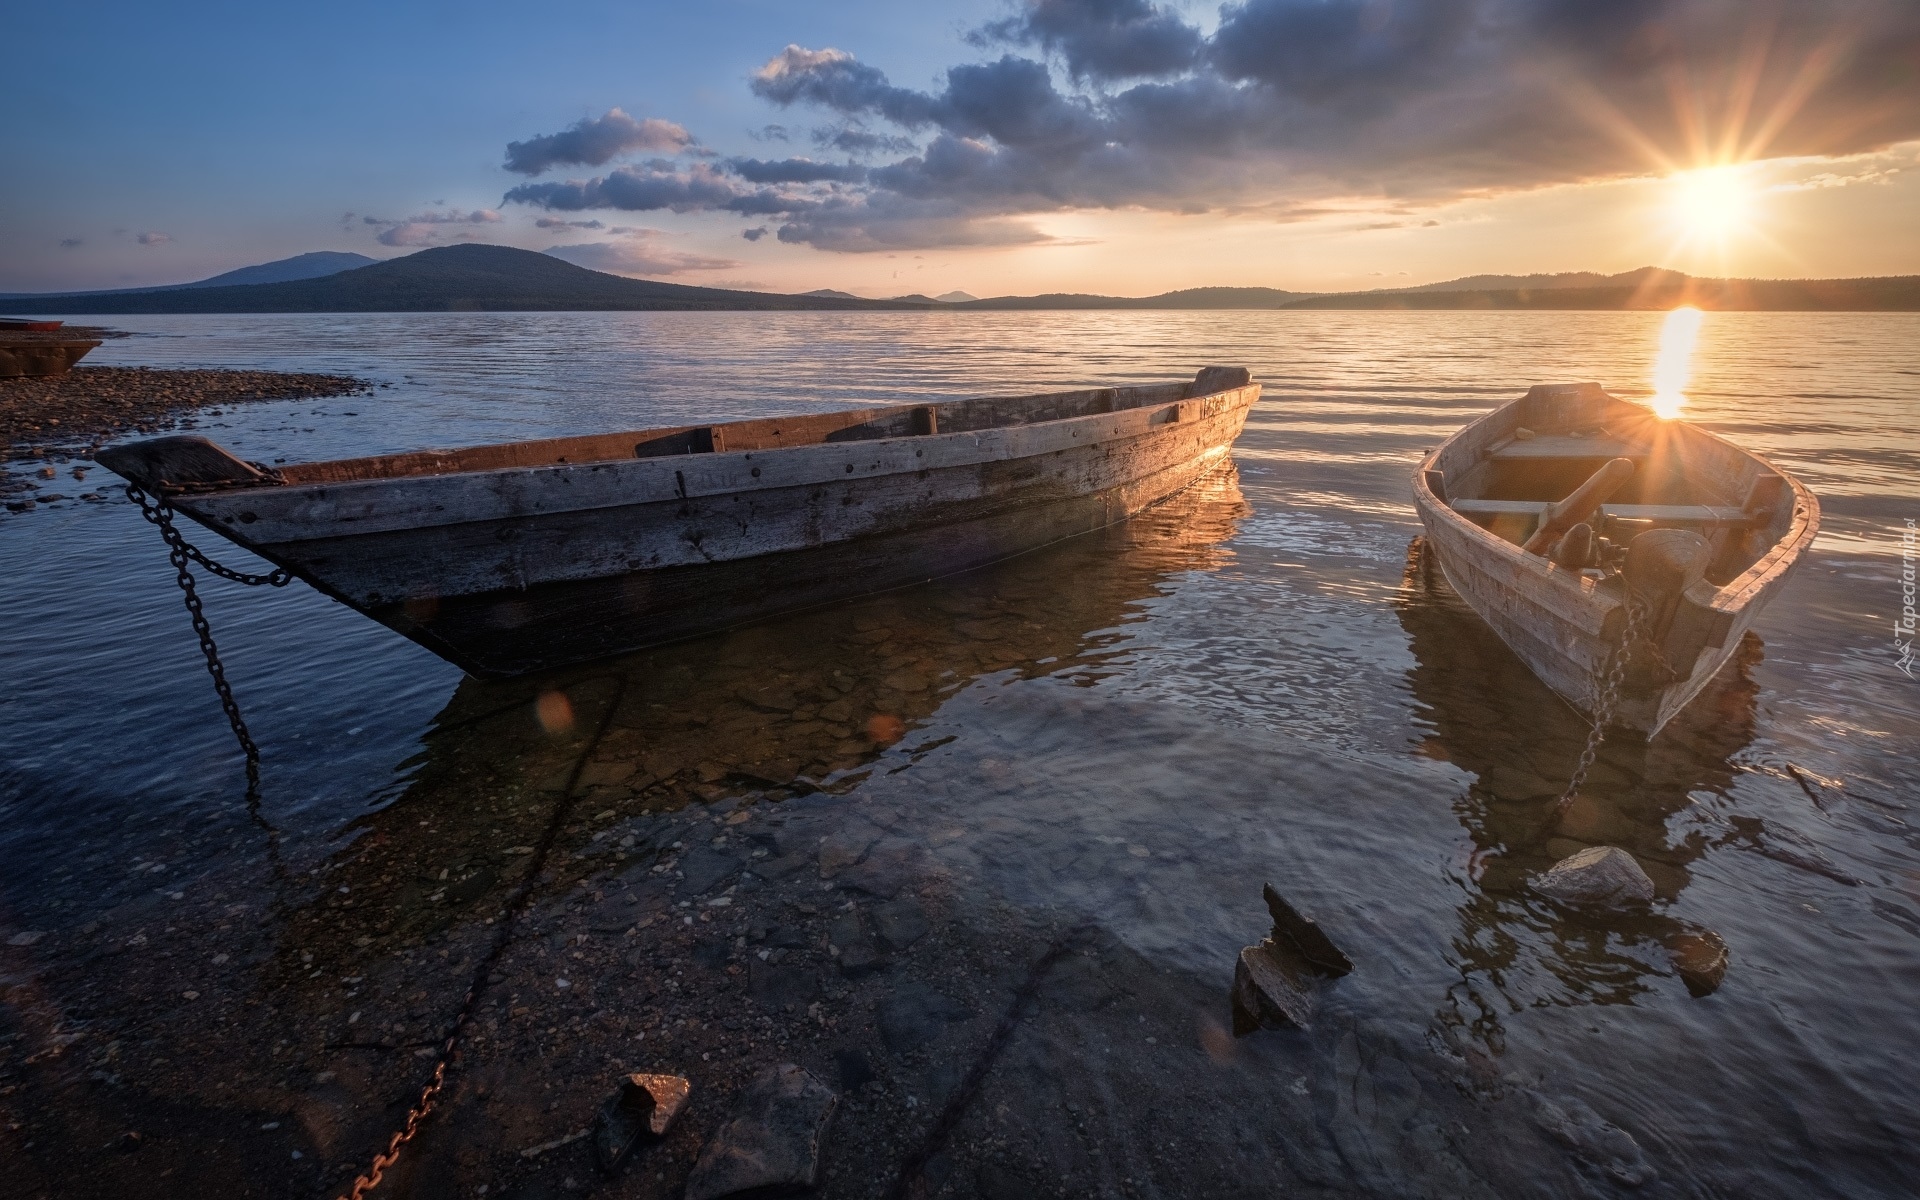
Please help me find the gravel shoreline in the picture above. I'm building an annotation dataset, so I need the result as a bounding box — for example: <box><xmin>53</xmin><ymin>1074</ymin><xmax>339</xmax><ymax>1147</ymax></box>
<box><xmin>0</xmin><ymin>363</ymin><xmax>371</xmax><ymax>514</ymax></box>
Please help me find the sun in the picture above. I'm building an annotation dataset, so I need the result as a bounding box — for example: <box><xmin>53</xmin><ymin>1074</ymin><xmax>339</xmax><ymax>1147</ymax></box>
<box><xmin>1669</xmin><ymin>165</ymin><xmax>1759</xmax><ymax>247</ymax></box>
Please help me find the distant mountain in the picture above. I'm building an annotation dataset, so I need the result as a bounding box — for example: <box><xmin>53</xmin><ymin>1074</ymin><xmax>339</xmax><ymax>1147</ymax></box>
<box><xmin>1380</xmin><ymin>267</ymin><xmax>1681</xmax><ymax>294</ymax></box>
<box><xmin>1286</xmin><ymin>274</ymin><xmax>1920</xmax><ymax>311</ymax></box>
<box><xmin>890</xmin><ymin>291</ymin><xmax>981</xmax><ymax>302</ymax></box>
<box><xmin>180</xmin><ymin>251</ymin><xmax>377</xmax><ymax>289</ymax></box>
<box><xmin>0</xmin><ymin>245</ymin><xmax>932</xmax><ymax>314</ymax></box>
<box><xmin>956</xmin><ymin>285</ymin><xmax>1320</xmax><ymax>310</ymax></box>
<box><xmin>6</xmin><ymin>250</ymin><xmax>1913</xmax><ymax>314</ymax></box>
<box><xmin>0</xmin><ymin>250</ymin><xmax>378</xmax><ymax>300</ymax></box>
<box><xmin>934</xmin><ymin>290</ymin><xmax>977</xmax><ymax>303</ymax></box>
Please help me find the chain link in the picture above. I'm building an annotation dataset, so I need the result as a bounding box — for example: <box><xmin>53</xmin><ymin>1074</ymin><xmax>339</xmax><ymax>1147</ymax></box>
<box><xmin>1555</xmin><ymin>596</ymin><xmax>1649</xmax><ymax>815</ymax></box>
<box><xmin>125</xmin><ymin>483</ymin><xmax>290</xmax><ymax>793</ymax></box>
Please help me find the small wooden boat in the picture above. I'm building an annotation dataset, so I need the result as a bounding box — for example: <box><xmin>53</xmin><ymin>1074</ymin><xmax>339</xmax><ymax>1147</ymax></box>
<box><xmin>0</xmin><ymin>335</ymin><xmax>100</xmax><ymax>377</ymax></box>
<box><xmin>98</xmin><ymin>367</ymin><xmax>1260</xmax><ymax>677</ymax></box>
<box><xmin>0</xmin><ymin>318</ymin><xmax>64</xmax><ymax>331</ymax></box>
<box><xmin>1412</xmin><ymin>383</ymin><xmax>1817</xmax><ymax>736</ymax></box>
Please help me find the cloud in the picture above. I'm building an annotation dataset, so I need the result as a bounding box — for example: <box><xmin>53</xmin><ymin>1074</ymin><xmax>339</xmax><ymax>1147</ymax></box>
<box><xmin>536</xmin><ymin>217</ymin><xmax>606</xmax><ymax>229</ymax></box>
<box><xmin>729</xmin><ymin>157</ymin><xmax>869</xmax><ymax>184</ymax></box>
<box><xmin>970</xmin><ymin>0</ymin><xmax>1202</xmax><ymax>81</ymax></box>
<box><xmin>504</xmin><ymin>108</ymin><xmax>693</xmax><ymax>175</ymax></box>
<box><xmin>742</xmin><ymin>226</ymin><xmax>770</xmax><ymax>241</ymax></box>
<box><xmin>504</xmin><ymin>2</ymin><xmax>1920</xmax><ymax>252</ymax></box>
<box><xmin>59</xmin><ymin>237</ymin><xmax>83</xmax><ymax>249</ymax></box>
<box><xmin>814</xmin><ymin>125</ymin><xmax>919</xmax><ymax>156</ymax></box>
<box><xmin>363</xmin><ymin>208</ymin><xmax>502</xmax><ymax>247</ymax></box>
<box><xmin>135</xmin><ymin>231</ymin><xmax>171</xmax><ymax>246</ymax></box>
<box><xmin>542</xmin><ymin>228</ymin><xmax>741</xmax><ymax>276</ymax></box>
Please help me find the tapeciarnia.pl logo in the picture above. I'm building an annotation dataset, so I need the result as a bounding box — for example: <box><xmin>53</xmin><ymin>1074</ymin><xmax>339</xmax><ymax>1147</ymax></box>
<box><xmin>1899</xmin><ymin>518</ymin><xmax>1917</xmax><ymax>678</ymax></box>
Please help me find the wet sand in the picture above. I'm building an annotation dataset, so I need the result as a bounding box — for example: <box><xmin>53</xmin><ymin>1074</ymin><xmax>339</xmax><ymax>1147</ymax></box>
<box><xmin>0</xmin><ymin>362</ymin><xmax>368</xmax><ymax>513</ymax></box>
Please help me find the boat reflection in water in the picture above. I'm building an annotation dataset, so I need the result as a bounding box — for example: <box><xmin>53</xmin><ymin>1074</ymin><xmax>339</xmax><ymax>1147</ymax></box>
<box><xmin>289</xmin><ymin>465</ymin><xmax>1251</xmax><ymax>958</ymax></box>
<box><xmin>1396</xmin><ymin>537</ymin><xmax>1760</xmax><ymax>1027</ymax></box>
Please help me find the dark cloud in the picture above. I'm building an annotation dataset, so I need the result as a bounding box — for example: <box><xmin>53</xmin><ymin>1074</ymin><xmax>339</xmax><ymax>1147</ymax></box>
<box><xmin>742</xmin><ymin>226</ymin><xmax>770</xmax><ymax>241</ymax></box>
<box><xmin>752</xmin><ymin>124</ymin><xmax>791</xmax><ymax>142</ymax></box>
<box><xmin>504</xmin><ymin>108</ymin><xmax>693</xmax><ymax>175</ymax></box>
<box><xmin>507</xmin><ymin>1</ymin><xmax>1920</xmax><ymax>251</ymax></box>
<box><xmin>135</xmin><ymin>231</ymin><xmax>171</xmax><ymax>246</ymax></box>
<box><xmin>363</xmin><ymin>209</ymin><xmax>502</xmax><ymax>247</ymax></box>
<box><xmin>729</xmin><ymin>157</ymin><xmax>869</xmax><ymax>184</ymax></box>
<box><xmin>536</xmin><ymin>217</ymin><xmax>606</xmax><ymax>230</ymax></box>
<box><xmin>971</xmin><ymin>0</ymin><xmax>1202</xmax><ymax>81</ymax></box>
<box><xmin>59</xmin><ymin>237</ymin><xmax>83</xmax><ymax>249</ymax></box>
<box><xmin>814</xmin><ymin>125</ymin><xmax>919</xmax><ymax>155</ymax></box>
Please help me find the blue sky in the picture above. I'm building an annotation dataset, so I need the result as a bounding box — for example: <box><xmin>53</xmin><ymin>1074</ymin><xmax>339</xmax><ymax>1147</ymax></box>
<box><xmin>6</xmin><ymin>0</ymin><xmax>1917</xmax><ymax>296</ymax></box>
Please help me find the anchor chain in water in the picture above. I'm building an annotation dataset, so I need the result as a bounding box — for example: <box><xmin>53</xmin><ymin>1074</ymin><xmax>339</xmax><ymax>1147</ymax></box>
<box><xmin>1555</xmin><ymin>595</ymin><xmax>1649</xmax><ymax>815</ymax></box>
<box><xmin>126</xmin><ymin>483</ymin><xmax>290</xmax><ymax>790</ymax></box>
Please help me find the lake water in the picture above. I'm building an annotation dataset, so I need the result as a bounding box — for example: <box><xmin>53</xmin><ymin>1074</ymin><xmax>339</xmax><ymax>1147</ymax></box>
<box><xmin>4</xmin><ymin>310</ymin><xmax>1918</xmax><ymax>1196</ymax></box>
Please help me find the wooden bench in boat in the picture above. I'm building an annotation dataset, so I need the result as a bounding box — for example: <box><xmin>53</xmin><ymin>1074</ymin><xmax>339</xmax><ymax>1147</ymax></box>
<box><xmin>1448</xmin><ymin>498</ymin><xmax>1766</xmax><ymax>530</ymax></box>
<box><xmin>1489</xmin><ymin>436</ymin><xmax>1650</xmax><ymax>461</ymax></box>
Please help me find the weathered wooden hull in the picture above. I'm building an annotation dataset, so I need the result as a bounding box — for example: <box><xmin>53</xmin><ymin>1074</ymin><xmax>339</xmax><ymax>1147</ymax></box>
<box><xmin>107</xmin><ymin>374</ymin><xmax>1257</xmax><ymax>677</ymax></box>
<box><xmin>1413</xmin><ymin>384</ymin><xmax>1818</xmax><ymax>736</ymax></box>
<box><xmin>0</xmin><ymin>337</ymin><xmax>99</xmax><ymax>377</ymax></box>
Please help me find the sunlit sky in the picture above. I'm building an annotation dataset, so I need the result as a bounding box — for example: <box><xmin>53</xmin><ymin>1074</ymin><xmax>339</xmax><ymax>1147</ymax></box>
<box><xmin>5</xmin><ymin>0</ymin><xmax>1917</xmax><ymax>298</ymax></box>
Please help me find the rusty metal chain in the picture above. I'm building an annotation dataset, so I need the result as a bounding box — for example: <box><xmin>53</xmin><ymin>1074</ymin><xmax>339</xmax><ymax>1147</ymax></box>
<box><xmin>1555</xmin><ymin>596</ymin><xmax>1649</xmax><ymax>815</ymax></box>
<box><xmin>337</xmin><ymin>675</ymin><xmax>629</xmax><ymax>1198</ymax></box>
<box><xmin>126</xmin><ymin>483</ymin><xmax>289</xmax><ymax>793</ymax></box>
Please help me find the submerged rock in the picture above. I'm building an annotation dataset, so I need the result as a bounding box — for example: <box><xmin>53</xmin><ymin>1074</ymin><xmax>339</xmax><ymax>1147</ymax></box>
<box><xmin>684</xmin><ymin>1064</ymin><xmax>837</xmax><ymax>1200</ymax></box>
<box><xmin>1665</xmin><ymin>928</ymin><xmax>1730</xmax><ymax>997</ymax></box>
<box><xmin>1531</xmin><ymin>846</ymin><xmax>1655</xmax><ymax>906</ymax></box>
<box><xmin>1231</xmin><ymin>941</ymin><xmax>1317</xmax><ymax>1034</ymax></box>
<box><xmin>1232</xmin><ymin>885</ymin><xmax>1352</xmax><ymax>1035</ymax></box>
<box><xmin>1530</xmin><ymin>1092</ymin><xmax>1657</xmax><ymax>1187</ymax></box>
<box><xmin>1263</xmin><ymin>884</ymin><xmax>1353</xmax><ymax>977</ymax></box>
<box><xmin>591</xmin><ymin>1072</ymin><xmax>692</xmax><ymax>1175</ymax></box>
<box><xmin>876</xmin><ymin>983</ymin><xmax>972</xmax><ymax>1055</ymax></box>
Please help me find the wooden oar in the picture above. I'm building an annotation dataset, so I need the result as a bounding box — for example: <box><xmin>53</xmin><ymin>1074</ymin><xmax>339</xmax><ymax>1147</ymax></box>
<box><xmin>1522</xmin><ymin>457</ymin><xmax>1636</xmax><ymax>556</ymax></box>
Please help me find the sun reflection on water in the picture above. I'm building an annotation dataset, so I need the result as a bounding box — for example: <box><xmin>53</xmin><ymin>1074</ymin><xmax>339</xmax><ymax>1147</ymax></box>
<box><xmin>1650</xmin><ymin>305</ymin><xmax>1704</xmax><ymax>419</ymax></box>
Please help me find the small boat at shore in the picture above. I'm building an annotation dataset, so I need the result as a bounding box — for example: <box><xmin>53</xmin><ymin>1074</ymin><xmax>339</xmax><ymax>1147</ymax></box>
<box><xmin>99</xmin><ymin>367</ymin><xmax>1260</xmax><ymax>677</ymax></box>
<box><xmin>0</xmin><ymin>331</ymin><xmax>100</xmax><ymax>377</ymax></box>
<box><xmin>0</xmin><ymin>318</ymin><xmax>64</xmax><ymax>332</ymax></box>
<box><xmin>1412</xmin><ymin>383</ymin><xmax>1818</xmax><ymax>737</ymax></box>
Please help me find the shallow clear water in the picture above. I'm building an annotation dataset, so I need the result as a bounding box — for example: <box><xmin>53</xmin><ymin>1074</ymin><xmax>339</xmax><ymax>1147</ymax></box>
<box><xmin>4</xmin><ymin>310</ymin><xmax>1918</xmax><ymax>1194</ymax></box>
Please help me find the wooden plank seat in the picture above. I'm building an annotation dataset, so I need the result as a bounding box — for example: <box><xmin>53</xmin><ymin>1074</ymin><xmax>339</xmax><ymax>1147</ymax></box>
<box><xmin>1601</xmin><ymin>504</ymin><xmax>1764</xmax><ymax>529</ymax></box>
<box><xmin>1448</xmin><ymin>498</ymin><xmax>1764</xmax><ymax>530</ymax></box>
<box><xmin>1490</xmin><ymin>436</ymin><xmax>1650</xmax><ymax>461</ymax></box>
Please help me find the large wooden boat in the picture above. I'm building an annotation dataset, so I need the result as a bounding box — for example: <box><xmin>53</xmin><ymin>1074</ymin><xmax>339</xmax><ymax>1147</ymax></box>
<box><xmin>99</xmin><ymin>367</ymin><xmax>1259</xmax><ymax>677</ymax></box>
<box><xmin>1412</xmin><ymin>383</ymin><xmax>1817</xmax><ymax>736</ymax></box>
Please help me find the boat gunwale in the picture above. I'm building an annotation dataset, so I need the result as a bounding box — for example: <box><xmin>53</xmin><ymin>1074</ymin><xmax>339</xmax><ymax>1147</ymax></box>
<box><xmin>263</xmin><ymin>378</ymin><xmax>1244</xmax><ymax>485</ymax></box>
<box><xmin>1412</xmin><ymin>386</ymin><xmax>1818</xmax><ymax>628</ymax></box>
<box><xmin>169</xmin><ymin>379</ymin><xmax>1263</xmax><ymax>507</ymax></box>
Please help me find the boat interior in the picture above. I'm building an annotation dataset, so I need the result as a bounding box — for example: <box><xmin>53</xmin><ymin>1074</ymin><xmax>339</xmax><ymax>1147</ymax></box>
<box><xmin>1428</xmin><ymin>384</ymin><xmax>1793</xmax><ymax>586</ymax></box>
<box><xmin>257</xmin><ymin>367</ymin><xmax>1252</xmax><ymax>487</ymax></box>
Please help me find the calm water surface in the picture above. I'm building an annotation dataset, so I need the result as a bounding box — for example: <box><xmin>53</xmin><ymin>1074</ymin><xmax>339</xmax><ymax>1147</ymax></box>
<box><xmin>4</xmin><ymin>310</ymin><xmax>1918</xmax><ymax>1195</ymax></box>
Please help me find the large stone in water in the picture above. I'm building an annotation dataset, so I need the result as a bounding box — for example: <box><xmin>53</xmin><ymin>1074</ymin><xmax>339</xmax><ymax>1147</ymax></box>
<box><xmin>684</xmin><ymin>1064</ymin><xmax>837</xmax><ymax>1200</ymax></box>
<box><xmin>1531</xmin><ymin>846</ymin><xmax>1655</xmax><ymax>906</ymax></box>
<box><xmin>1263</xmin><ymin>884</ymin><xmax>1353</xmax><ymax>977</ymax></box>
<box><xmin>1665</xmin><ymin>928</ymin><xmax>1729</xmax><ymax>997</ymax></box>
<box><xmin>1231</xmin><ymin>940</ymin><xmax>1318</xmax><ymax>1034</ymax></box>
